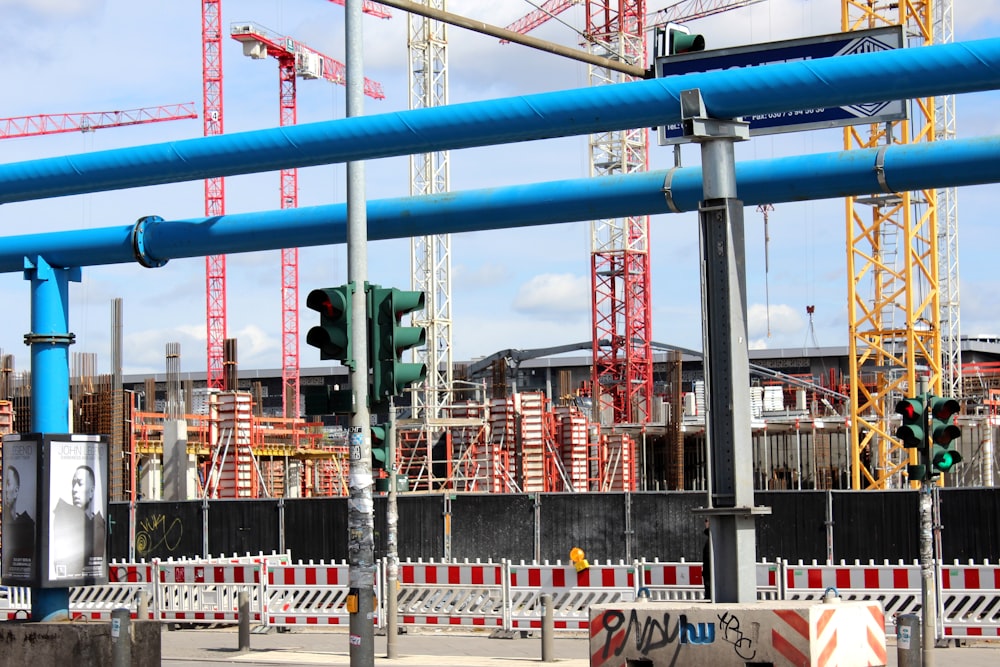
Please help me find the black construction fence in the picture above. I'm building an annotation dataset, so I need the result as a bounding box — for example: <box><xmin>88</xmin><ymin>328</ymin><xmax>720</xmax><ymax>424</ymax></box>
<box><xmin>107</xmin><ymin>488</ymin><xmax>1000</xmax><ymax>565</ymax></box>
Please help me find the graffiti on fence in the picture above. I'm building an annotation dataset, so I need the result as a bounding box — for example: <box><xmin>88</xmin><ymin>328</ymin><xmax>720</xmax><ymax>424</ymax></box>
<box><xmin>136</xmin><ymin>513</ymin><xmax>184</xmax><ymax>557</ymax></box>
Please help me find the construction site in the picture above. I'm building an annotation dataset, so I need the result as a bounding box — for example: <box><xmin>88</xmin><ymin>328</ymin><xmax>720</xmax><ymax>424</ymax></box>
<box><xmin>0</xmin><ymin>0</ymin><xmax>997</xmax><ymax>504</ymax></box>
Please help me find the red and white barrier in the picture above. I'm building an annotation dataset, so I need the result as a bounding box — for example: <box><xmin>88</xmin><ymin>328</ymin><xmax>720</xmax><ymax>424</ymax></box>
<box><xmin>941</xmin><ymin>561</ymin><xmax>1000</xmax><ymax>638</ymax></box>
<box><xmin>266</xmin><ymin>562</ymin><xmax>352</xmax><ymax>627</ymax></box>
<box><xmin>508</xmin><ymin>561</ymin><xmax>635</xmax><ymax>631</ymax></box>
<box><xmin>3</xmin><ymin>556</ymin><xmax>1000</xmax><ymax>639</ymax></box>
<box><xmin>397</xmin><ymin>560</ymin><xmax>504</xmax><ymax>628</ymax></box>
<box><xmin>157</xmin><ymin>561</ymin><xmax>263</xmax><ymax>623</ymax></box>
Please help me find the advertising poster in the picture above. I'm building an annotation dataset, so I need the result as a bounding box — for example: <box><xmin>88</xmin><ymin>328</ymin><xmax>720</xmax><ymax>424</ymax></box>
<box><xmin>1</xmin><ymin>435</ymin><xmax>39</xmax><ymax>584</ymax></box>
<box><xmin>43</xmin><ymin>434</ymin><xmax>108</xmax><ymax>586</ymax></box>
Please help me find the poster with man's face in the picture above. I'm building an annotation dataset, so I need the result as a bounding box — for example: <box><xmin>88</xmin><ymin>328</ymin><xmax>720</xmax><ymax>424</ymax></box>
<box><xmin>2</xmin><ymin>435</ymin><xmax>39</xmax><ymax>585</ymax></box>
<box><xmin>43</xmin><ymin>434</ymin><xmax>108</xmax><ymax>586</ymax></box>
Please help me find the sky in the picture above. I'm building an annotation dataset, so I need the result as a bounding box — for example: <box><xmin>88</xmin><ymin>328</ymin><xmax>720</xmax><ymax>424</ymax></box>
<box><xmin>0</xmin><ymin>0</ymin><xmax>998</xmax><ymax>377</ymax></box>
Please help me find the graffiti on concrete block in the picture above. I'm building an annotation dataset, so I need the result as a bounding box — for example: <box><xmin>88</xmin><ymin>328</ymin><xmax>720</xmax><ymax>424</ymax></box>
<box><xmin>595</xmin><ymin>609</ymin><xmax>760</xmax><ymax>663</ymax></box>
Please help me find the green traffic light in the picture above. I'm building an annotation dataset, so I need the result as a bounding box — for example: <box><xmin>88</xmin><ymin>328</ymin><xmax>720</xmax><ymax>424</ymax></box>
<box><xmin>926</xmin><ymin>394</ymin><xmax>964</xmax><ymax>477</ymax></box>
<box><xmin>367</xmin><ymin>285</ymin><xmax>428</xmax><ymax>403</ymax></box>
<box><xmin>671</xmin><ymin>31</ymin><xmax>705</xmax><ymax>54</ymax></box>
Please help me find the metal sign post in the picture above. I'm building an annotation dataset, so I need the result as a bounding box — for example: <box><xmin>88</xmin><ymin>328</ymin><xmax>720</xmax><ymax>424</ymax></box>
<box><xmin>680</xmin><ymin>88</ymin><xmax>770</xmax><ymax>602</ymax></box>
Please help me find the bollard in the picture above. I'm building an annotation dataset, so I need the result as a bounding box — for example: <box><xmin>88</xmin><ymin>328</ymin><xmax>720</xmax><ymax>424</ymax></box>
<box><xmin>136</xmin><ymin>589</ymin><xmax>150</xmax><ymax>620</ymax></box>
<box><xmin>541</xmin><ymin>593</ymin><xmax>554</xmax><ymax>663</ymax></box>
<box><xmin>896</xmin><ymin>613</ymin><xmax>921</xmax><ymax>667</ymax></box>
<box><xmin>238</xmin><ymin>590</ymin><xmax>251</xmax><ymax>653</ymax></box>
<box><xmin>111</xmin><ymin>607</ymin><xmax>132</xmax><ymax>667</ymax></box>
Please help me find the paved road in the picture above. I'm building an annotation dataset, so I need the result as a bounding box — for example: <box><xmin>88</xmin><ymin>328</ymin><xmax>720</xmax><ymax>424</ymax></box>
<box><xmin>160</xmin><ymin>626</ymin><xmax>999</xmax><ymax>666</ymax></box>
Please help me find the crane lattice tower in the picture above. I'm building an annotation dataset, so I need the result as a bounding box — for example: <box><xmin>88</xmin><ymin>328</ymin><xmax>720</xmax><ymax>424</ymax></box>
<box><xmin>843</xmin><ymin>0</ymin><xmax>956</xmax><ymax>490</ymax></box>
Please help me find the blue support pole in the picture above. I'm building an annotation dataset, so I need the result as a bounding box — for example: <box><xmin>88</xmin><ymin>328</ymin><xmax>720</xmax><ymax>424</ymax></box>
<box><xmin>23</xmin><ymin>257</ymin><xmax>80</xmax><ymax>620</ymax></box>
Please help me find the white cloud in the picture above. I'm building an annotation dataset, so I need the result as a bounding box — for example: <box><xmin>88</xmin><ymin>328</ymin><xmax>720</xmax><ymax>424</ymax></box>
<box><xmin>512</xmin><ymin>273</ymin><xmax>590</xmax><ymax>319</ymax></box>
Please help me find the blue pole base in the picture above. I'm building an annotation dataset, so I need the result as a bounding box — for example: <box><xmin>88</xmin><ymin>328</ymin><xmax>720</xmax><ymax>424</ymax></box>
<box><xmin>32</xmin><ymin>588</ymin><xmax>71</xmax><ymax>622</ymax></box>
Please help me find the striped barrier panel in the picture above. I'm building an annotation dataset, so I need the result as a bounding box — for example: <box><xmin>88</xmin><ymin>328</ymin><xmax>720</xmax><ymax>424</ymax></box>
<box><xmin>69</xmin><ymin>561</ymin><xmax>157</xmax><ymax>621</ymax></box>
<box><xmin>940</xmin><ymin>561</ymin><xmax>1000</xmax><ymax>638</ymax></box>
<box><xmin>266</xmin><ymin>562</ymin><xmax>352</xmax><ymax>627</ymax></box>
<box><xmin>0</xmin><ymin>586</ymin><xmax>30</xmax><ymax>620</ymax></box>
<box><xmin>508</xmin><ymin>561</ymin><xmax>635</xmax><ymax>632</ymax></box>
<box><xmin>636</xmin><ymin>560</ymin><xmax>702</xmax><ymax>601</ymax></box>
<box><xmin>784</xmin><ymin>560</ymin><xmax>921</xmax><ymax>635</ymax></box>
<box><xmin>156</xmin><ymin>561</ymin><xmax>263</xmax><ymax>623</ymax></box>
<box><xmin>636</xmin><ymin>560</ymin><xmax>780</xmax><ymax>602</ymax></box>
<box><xmin>757</xmin><ymin>560</ymin><xmax>782</xmax><ymax>600</ymax></box>
<box><xmin>396</xmin><ymin>560</ymin><xmax>504</xmax><ymax>628</ymax></box>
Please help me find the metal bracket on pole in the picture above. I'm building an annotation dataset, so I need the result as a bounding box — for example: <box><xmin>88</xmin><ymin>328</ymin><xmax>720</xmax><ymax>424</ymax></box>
<box><xmin>680</xmin><ymin>88</ymin><xmax>750</xmax><ymax>144</ymax></box>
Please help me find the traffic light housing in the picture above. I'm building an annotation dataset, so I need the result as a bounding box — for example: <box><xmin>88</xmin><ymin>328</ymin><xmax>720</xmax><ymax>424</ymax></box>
<box><xmin>305</xmin><ymin>283</ymin><xmax>355</xmax><ymax>368</ymax></box>
<box><xmin>367</xmin><ymin>285</ymin><xmax>428</xmax><ymax>404</ymax></box>
<box><xmin>371</xmin><ymin>423</ymin><xmax>389</xmax><ymax>471</ymax></box>
<box><xmin>665</xmin><ymin>22</ymin><xmax>706</xmax><ymax>55</ymax></box>
<box><xmin>928</xmin><ymin>395</ymin><xmax>963</xmax><ymax>476</ymax></box>
<box><xmin>895</xmin><ymin>394</ymin><xmax>927</xmax><ymax>481</ymax></box>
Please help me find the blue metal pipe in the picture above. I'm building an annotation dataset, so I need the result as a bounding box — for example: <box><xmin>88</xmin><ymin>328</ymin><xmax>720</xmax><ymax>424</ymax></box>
<box><xmin>0</xmin><ymin>135</ymin><xmax>996</xmax><ymax>273</ymax></box>
<box><xmin>0</xmin><ymin>38</ymin><xmax>998</xmax><ymax>204</ymax></box>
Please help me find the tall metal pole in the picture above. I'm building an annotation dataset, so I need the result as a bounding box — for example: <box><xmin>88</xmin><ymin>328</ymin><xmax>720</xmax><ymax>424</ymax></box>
<box><xmin>386</xmin><ymin>406</ymin><xmax>399</xmax><ymax>658</ymax></box>
<box><xmin>345</xmin><ymin>1</ymin><xmax>375</xmax><ymax>665</ymax></box>
<box><xmin>920</xmin><ymin>482</ymin><xmax>936</xmax><ymax>667</ymax></box>
<box><xmin>681</xmin><ymin>89</ymin><xmax>768</xmax><ymax>603</ymax></box>
<box><xmin>909</xmin><ymin>378</ymin><xmax>936</xmax><ymax>667</ymax></box>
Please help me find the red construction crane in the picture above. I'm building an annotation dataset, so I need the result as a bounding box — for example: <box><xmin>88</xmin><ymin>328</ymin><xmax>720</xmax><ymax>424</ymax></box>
<box><xmin>203</xmin><ymin>0</ymin><xmax>227</xmax><ymax>392</ymax></box>
<box><xmin>232</xmin><ymin>21</ymin><xmax>385</xmax><ymax>418</ymax></box>
<box><xmin>505</xmin><ymin>0</ymin><xmax>762</xmax><ymax>426</ymax></box>
<box><xmin>0</xmin><ymin>103</ymin><xmax>197</xmax><ymax>139</ymax></box>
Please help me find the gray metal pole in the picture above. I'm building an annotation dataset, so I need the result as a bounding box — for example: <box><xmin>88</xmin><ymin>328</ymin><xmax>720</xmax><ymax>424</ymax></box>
<box><xmin>682</xmin><ymin>88</ymin><xmax>768</xmax><ymax>603</ymax></box>
<box><xmin>110</xmin><ymin>607</ymin><xmax>131</xmax><ymax>667</ymax></box>
<box><xmin>238</xmin><ymin>590</ymin><xmax>250</xmax><ymax>652</ymax></box>
<box><xmin>386</xmin><ymin>408</ymin><xmax>399</xmax><ymax>658</ymax></box>
<box><xmin>345</xmin><ymin>2</ymin><xmax>375</xmax><ymax>666</ymax></box>
<box><xmin>897</xmin><ymin>613</ymin><xmax>922</xmax><ymax>667</ymax></box>
<box><xmin>921</xmin><ymin>484</ymin><xmax>936</xmax><ymax>667</ymax></box>
<box><xmin>914</xmin><ymin>378</ymin><xmax>936</xmax><ymax>667</ymax></box>
<box><xmin>541</xmin><ymin>593</ymin><xmax>554</xmax><ymax>662</ymax></box>
<box><xmin>136</xmin><ymin>589</ymin><xmax>149</xmax><ymax>621</ymax></box>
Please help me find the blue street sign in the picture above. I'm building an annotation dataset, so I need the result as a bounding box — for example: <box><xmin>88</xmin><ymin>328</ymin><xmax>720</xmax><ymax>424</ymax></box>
<box><xmin>655</xmin><ymin>26</ymin><xmax>906</xmax><ymax>144</ymax></box>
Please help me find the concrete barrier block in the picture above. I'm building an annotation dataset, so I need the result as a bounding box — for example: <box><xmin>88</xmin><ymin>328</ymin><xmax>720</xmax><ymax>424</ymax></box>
<box><xmin>0</xmin><ymin>620</ymin><xmax>161</xmax><ymax>667</ymax></box>
<box><xmin>589</xmin><ymin>600</ymin><xmax>886</xmax><ymax>667</ymax></box>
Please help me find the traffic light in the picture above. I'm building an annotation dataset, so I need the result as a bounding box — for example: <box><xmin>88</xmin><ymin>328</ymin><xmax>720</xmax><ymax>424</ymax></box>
<box><xmin>665</xmin><ymin>22</ymin><xmax>705</xmax><ymax>55</ymax></box>
<box><xmin>895</xmin><ymin>394</ymin><xmax>927</xmax><ymax>481</ymax></box>
<box><xmin>305</xmin><ymin>283</ymin><xmax>355</xmax><ymax>368</ymax></box>
<box><xmin>371</xmin><ymin>422</ymin><xmax>389</xmax><ymax>471</ymax></box>
<box><xmin>928</xmin><ymin>395</ymin><xmax>963</xmax><ymax>476</ymax></box>
<box><xmin>367</xmin><ymin>285</ymin><xmax>428</xmax><ymax>404</ymax></box>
